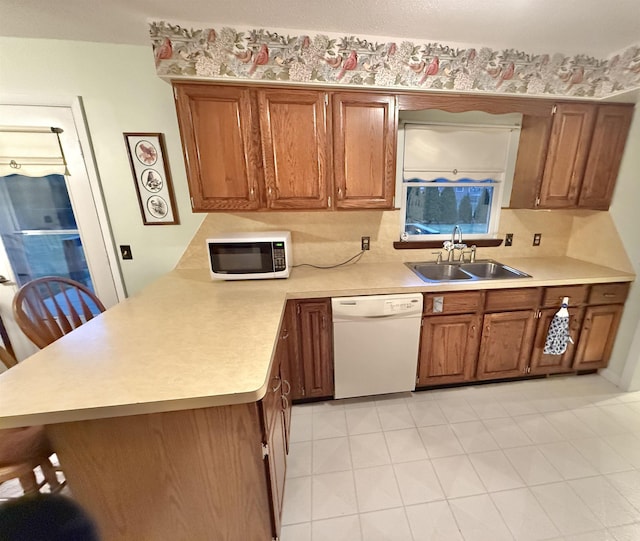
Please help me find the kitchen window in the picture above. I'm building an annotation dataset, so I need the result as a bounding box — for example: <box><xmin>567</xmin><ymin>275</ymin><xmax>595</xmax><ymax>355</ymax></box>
<box><xmin>397</xmin><ymin>114</ymin><xmax>521</xmax><ymax>241</ymax></box>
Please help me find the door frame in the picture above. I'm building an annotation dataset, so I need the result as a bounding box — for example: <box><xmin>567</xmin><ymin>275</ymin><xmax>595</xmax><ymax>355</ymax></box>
<box><xmin>0</xmin><ymin>95</ymin><xmax>126</xmax><ymax>358</ymax></box>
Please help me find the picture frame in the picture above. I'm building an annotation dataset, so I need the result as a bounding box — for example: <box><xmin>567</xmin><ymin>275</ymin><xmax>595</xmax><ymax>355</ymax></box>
<box><xmin>123</xmin><ymin>133</ymin><xmax>179</xmax><ymax>225</ymax></box>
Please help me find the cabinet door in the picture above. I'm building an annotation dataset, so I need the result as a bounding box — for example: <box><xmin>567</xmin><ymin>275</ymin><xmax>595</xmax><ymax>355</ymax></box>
<box><xmin>291</xmin><ymin>299</ymin><xmax>333</xmax><ymax>399</ymax></box>
<box><xmin>265</xmin><ymin>399</ymin><xmax>287</xmax><ymax>538</ymax></box>
<box><xmin>278</xmin><ymin>305</ymin><xmax>293</xmax><ymax>451</ymax></box>
<box><xmin>573</xmin><ymin>304</ymin><xmax>624</xmax><ymax>370</ymax></box>
<box><xmin>538</xmin><ymin>103</ymin><xmax>596</xmax><ymax>208</ymax></box>
<box><xmin>173</xmin><ymin>83</ymin><xmax>263</xmax><ymax>210</ymax></box>
<box><xmin>579</xmin><ymin>105</ymin><xmax>634</xmax><ymax>210</ymax></box>
<box><xmin>530</xmin><ymin>307</ymin><xmax>584</xmax><ymax>375</ymax></box>
<box><xmin>332</xmin><ymin>93</ymin><xmax>397</xmax><ymax>209</ymax></box>
<box><xmin>476</xmin><ymin>311</ymin><xmax>537</xmax><ymax>380</ymax></box>
<box><xmin>510</xmin><ymin>114</ymin><xmax>553</xmax><ymax>208</ymax></box>
<box><xmin>258</xmin><ymin>89</ymin><xmax>329</xmax><ymax>209</ymax></box>
<box><xmin>418</xmin><ymin>314</ymin><xmax>481</xmax><ymax>386</ymax></box>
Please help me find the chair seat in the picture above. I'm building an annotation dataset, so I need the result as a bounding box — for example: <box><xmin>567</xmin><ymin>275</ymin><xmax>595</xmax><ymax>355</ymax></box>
<box><xmin>0</xmin><ymin>426</ymin><xmax>52</xmax><ymax>467</ymax></box>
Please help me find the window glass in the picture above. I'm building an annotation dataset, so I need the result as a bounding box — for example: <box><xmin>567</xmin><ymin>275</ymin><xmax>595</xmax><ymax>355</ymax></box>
<box><xmin>0</xmin><ymin>174</ymin><xmax>93</xmax><ymax>289</ymax></box>
<box><xmin>404</xmin><ymin>182</ymin><xmax>494</xmax><ymax>237</ymax></box>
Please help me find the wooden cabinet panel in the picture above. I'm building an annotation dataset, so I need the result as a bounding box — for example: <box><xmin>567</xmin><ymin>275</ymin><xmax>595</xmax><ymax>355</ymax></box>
<box><xmin>510</xmin><ymin>114</ymin><xmax>553</xmax><ymax>208</ymax></box>
<box><xmin>484</xmin><ymin>288</ymin><xmax>540</xmax><ymax>312</ymax></box>
<box><xmin>264</xmin><ymin>399</ymin><xmax>287</xmax><ymax>537</ymax></box>
<box><xmin>258</xmin><ymin>89</ymin><xmax>329</xmax><ymax>209</ymax></box>
<box><xmin>530</xmin><ymin>307</ymin><xmax>584</xmax><ymax>375</ymax></box>
<box><xmin>48</xmin><ymin>404</ymin><xmax>273</xmax><ymax>541</ymax></box>
<box><xmin>423</xmin><ymin>291</ymin><xmax>482</xmax><ymax>315</ymax></box>
<box><xmin>588</xmin><ymin>282</ymin><xmax>630</xmax><ymax>305</ymax></box>
<box><xmin>476</xmin><ymin>311</ymin><xmax>536</xmax><ymax>379</ymax></box>
<box><xmin>579</xmin><ymin>105</ymin><xmax>634</xmax><ymax>209</ymax></box>
<box><xmin>538</xmin><ymin>104</ymin><xmax>597</xmax><ymax>208</ymax></box>
<box><xmin>573</xmin><ymin>304</ymin><xmax>624</xmax><ymax>370</ymax></box>
<box><xmin>173</xmin><ymin>83</ymin><xmax>263</xmax><ymax>211</ymax></box>
<box><xmin>290</xmin><ymin>299</ymin><xmax>333</xmax><ymax>400</ymax></box>
<box><xmin>418</xmin><ymin>314</ymin><xmax>481</xmax><ymax>385</ymax></box>
<box><xmin>332</xmin><ymin>93</ymin><xmax>397</xmax><ymax>209</ymax></box>
<box><xmin>541</xmin><ymin>285</ymin><xmax>589</xmax><ymax>308</ymax></box>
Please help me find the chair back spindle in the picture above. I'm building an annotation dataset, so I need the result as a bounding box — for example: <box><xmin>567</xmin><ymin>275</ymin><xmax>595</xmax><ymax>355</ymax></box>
<box><xmin>13</xmin><ymin>277</ymin><xmax>106</xmax><ymax>349</ymax></box>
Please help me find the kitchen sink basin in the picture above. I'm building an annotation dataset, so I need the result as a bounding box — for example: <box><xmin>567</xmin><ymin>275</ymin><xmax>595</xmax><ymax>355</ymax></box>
<box><xmin>406</xmin><ymin>259</ymin><xmax>530</xmax><ymax>283</ymax></box>
<box><xmin>459</xmin><ymin>261</ymin><xmax>530</xmax><ymax>280</ymax></box>
<box><xmin>409</xmin><ymin>263</ymin><xmax>474</xmax><ymax>281</ymax></box>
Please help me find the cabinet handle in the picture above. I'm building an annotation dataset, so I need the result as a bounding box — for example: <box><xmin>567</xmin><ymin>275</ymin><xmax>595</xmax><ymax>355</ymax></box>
<box><xmin>281</xmin><ymin>330</ymin><xmax>289</xmax><ymax>340</ymax></box>
<box><xmin>271</xmin><ymin>375</ymin><xmax>282</xmax><ymax>392</ymax></box>
<box><xmin>283</xmin><ymin>379</ymin><xmax>291</xmax><ymax>397</ymax></box>
<box><xmin>470</xmin><ymin>325</ymin><xmax>476</xmax><ymax>338</ymax></box>
<box><xmin>603</xmin><ymin>293</ymin><xmax>617</xmax><ymax>298</ymax></box>
<box><xmin>281</xmin><ymin>394</ymin><xmax>289</xmax><ymax>412</ymax></box>
<box><xmin>337</xmin><ymin>186</ymin><xmax>343</xmax><ymax>198</ymax></box>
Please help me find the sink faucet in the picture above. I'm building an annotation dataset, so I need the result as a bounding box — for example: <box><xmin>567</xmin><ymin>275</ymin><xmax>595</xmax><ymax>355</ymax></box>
<box><xmin>444</xmin><ymin>225</ymin><xmax>467</xmax><ymax>262</ymax></box>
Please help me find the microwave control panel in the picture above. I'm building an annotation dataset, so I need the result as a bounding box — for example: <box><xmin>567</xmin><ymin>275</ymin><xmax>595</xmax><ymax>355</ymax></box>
<box><xmin>273</xmin><ymin>242</ymin><xmax>287</xmax><ymax>271</ymax></box>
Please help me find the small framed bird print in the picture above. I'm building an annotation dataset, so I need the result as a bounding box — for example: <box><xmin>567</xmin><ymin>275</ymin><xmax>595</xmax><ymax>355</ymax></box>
<box><xmin>124</xmin><ymin>133</ymin><xmax>180</xmax><ymax>225</ymax></box>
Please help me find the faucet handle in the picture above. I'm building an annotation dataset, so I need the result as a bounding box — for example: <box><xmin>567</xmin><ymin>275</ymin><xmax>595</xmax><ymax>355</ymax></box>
<box><xmin>432</xmin><ymin>251</ymin><xmax>443</xmax><ymax>264</ymax></box>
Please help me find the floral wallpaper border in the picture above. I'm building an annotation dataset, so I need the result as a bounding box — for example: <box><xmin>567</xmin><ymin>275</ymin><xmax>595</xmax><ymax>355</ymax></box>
<box><xmin>150</xmin><ymin>21</ymin><xmax>640</xmax><ymax>99</ymax></box>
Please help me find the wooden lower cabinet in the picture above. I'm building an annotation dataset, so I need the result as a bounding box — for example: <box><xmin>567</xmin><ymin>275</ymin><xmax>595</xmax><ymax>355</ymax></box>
<box><xmin>289</xmin><ymin>299</ymin><xmax>334</xmax><ymax>400</ymax></box>
<box><xmin>530</xmin><ymin>307</ymin><xmax>584</xmax><ymax>375</ymax></box>
<box><xmin>418</xmin><ymin>314</ymin><xmax>481</xmax><ymax>385</ymax></box>
<box><xmin>476</xmin><ymin>310</ymin><xmax>537</xmax><ymax>380</ymax></box>
<box><xmin>573</xmin><ymin>304</ymin><xmax>624</xmax><ymax>370</ymax></box>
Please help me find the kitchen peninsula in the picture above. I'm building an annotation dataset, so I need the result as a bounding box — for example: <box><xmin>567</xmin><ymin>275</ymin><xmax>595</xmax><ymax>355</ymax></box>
<box><xmin>0</xmin><ymin>256</ymin><xmax>634</xmax><ymax>540</ymax></box>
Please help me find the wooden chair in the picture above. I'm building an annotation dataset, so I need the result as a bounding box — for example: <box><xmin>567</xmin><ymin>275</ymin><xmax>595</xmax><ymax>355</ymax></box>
<box><xmin>12</xmin><ymin>276</ymin><xmax>106</xmax><ymax>349</ymax></box>
<box><xmin>0</xmin><ymin>346</ymin><xmax>65</xmax><ymax>500</ymax></box>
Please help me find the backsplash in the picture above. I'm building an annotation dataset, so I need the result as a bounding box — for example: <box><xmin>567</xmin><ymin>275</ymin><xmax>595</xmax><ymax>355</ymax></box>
<box><xmin>176</xmin><ymin>208</ymin><xmax>625</xmax><ymax>271</ymax></box>
<box><xmin>150</xmin><ymin>21</ymin><xmax>640</xmax><ymax>99</ymax></box>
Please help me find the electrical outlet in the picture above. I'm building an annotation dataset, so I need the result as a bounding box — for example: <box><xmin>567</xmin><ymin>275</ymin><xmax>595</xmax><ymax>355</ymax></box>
<box><xmin>533</xmin><ymin>233</ymin><xmax>542</xmax><ymax>246</ymax></box>
<box><xmin>120</xmin><ymin>245</ymin><xmax>133</xmax><ymax>260</ymax></box>
<box><xmin>505</xmin><ymin>233</ymin><xmax>513</xmax><ymax>247</ymax></box>
<box><xmin>361</xmin><ymin>236</ymin><xmax>370</xmax><ymax>251</ymax></box>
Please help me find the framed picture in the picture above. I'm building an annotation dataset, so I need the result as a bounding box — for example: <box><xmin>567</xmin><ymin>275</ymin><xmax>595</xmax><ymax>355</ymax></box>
<box><xmin>123</xmin><ymin>133</ymin><xmax>179</xmax><ymax>225</ymax></box>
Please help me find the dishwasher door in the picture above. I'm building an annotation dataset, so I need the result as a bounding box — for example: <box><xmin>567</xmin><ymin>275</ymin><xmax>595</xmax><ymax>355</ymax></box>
<box><xmin>332</xmin><ymin>294</ymin><xmax>423</xmax><ymax>399</ymax></box>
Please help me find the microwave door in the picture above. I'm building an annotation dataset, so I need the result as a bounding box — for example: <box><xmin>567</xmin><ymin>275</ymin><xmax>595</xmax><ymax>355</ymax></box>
<box><xmin>209</xmin><ymin>242</ymin><xmax>273</xmax><ymax>274</ymax></box>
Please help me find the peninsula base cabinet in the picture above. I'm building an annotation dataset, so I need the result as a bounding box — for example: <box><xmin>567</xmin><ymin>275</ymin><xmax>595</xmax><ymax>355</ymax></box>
<box><xmin>46</xmin><ymin>339</ymin><xmax>293</xmax><ymax>541</ymax></box>
<box><xmin>47</xmin><ymin>404</ymin><xmax>279</xmax><ymax>541</ymax></box>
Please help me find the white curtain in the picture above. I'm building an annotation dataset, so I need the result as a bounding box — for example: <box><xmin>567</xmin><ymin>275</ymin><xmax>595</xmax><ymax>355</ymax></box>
<box><xmin>0</xmin><ymin>126</ymin><xmax>68</xmax><ymax>177</ymax></box>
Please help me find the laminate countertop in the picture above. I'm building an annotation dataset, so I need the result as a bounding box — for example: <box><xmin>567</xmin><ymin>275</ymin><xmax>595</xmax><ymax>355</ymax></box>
<box><xmin>0</xmin><ymin>257</ymin><xmax>634</xmax><ymax>428</ymax></box>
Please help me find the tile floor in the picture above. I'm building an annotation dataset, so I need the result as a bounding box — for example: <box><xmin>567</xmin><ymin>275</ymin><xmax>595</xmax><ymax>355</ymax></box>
<box><xmin>281</xmin><ymin>374</ymin><xmax>640</xmax><ymax>541</ymax></box>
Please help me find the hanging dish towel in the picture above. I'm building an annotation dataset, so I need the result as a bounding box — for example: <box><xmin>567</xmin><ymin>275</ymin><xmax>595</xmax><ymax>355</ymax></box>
<box><xmin>543</xmin><ymin>296</ymin><xmax>573</xmax><ymax>355</ymax></box>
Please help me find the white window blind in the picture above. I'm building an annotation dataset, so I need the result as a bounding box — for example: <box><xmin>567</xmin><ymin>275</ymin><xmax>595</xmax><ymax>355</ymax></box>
<box><xmin>0</xmin><ymin>126</ymin><xmax>68</xmax><ymax>177</ymax></box>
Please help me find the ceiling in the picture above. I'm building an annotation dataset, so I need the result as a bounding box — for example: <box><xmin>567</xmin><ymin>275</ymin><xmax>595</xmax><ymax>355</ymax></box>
<box><xmin>1</xmin><ymin>0</ymin><xmax>639</xmax><ymax>58</ymax></box>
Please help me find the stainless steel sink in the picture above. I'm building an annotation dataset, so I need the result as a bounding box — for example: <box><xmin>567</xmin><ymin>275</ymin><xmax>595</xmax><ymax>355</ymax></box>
<box><xmin>406</xmin><ymin>259</ymin><xmax>530</xmax><ymax>283</ymax></box>
<box><xmin>459</xmin><ymin>261</ymin><xmax>531</xmax><ymax>280</ymax></box>
<box><xmin>409</xmin><ymin>263</ymin><xmax>474</xmax><ymax>282</ymax></box>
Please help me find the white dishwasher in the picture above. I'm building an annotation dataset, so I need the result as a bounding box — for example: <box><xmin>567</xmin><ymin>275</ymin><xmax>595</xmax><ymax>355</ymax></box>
<box><xmin>332</xmin><ymin>293</ymin><xmax>423</xmax><ymax>399</ymax></box>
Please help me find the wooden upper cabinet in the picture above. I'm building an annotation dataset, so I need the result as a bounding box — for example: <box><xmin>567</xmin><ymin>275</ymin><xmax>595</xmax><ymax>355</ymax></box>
<box><xmin>332</xmin><ymin>93</ymin><xmax>397</xmax><ymax>209</ymax></box>
<box><xmin>578</xmin><ymin>104</ymin><xmax>634</xmax><ymax>210</ymax></box>
<box><xmin>510</xmin><ymin>114</ymin><xmax>553</xmax><ymax>208</ymax></box>
<box><xmin>173</xmin><ymin>83</ymin><xmax>263</xmax><ymax>211</ymax></box>
<box><xmin>258</xmin><ymin>89</ymin><xmax>330</xmax><ymax>209</ymax></box>
<box><xmin>538</xmin><ymin>103</ymin><xmax>597</xmax><ymax>208</ymax></box>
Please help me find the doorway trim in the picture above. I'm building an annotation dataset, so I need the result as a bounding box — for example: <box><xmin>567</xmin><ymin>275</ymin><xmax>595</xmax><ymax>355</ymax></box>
<box><xmin>0</xmin><ymin>94</ymin><xmax>126</xmax><ymax>303</ymax></box>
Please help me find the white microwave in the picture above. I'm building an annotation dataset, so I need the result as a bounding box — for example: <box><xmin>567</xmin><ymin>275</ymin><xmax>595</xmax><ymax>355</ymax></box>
<box><xmin>206</xmin><ymin>231</ymin><xmax>291</xmax><ymax>280</ymax></box>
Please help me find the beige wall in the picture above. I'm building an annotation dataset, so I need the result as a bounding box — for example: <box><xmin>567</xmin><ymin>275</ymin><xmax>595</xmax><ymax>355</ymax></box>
<box><xmin>0</xmin><ymin>37</ymin><xmax>205</xmax><ymax>296</ymax></box>
<box><xmin>1</xmin><ymin>36</ymin><xmax>638</xmax><ymax>386</ymax></box>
